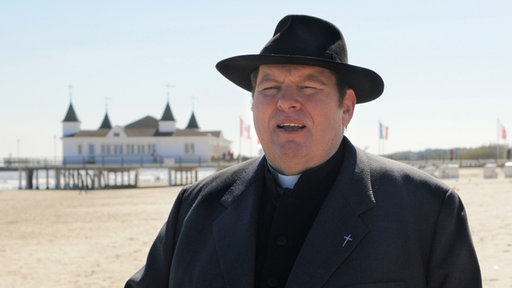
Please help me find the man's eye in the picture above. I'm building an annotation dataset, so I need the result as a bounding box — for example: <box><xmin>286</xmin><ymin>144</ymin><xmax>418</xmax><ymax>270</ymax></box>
<box><xmin>301</xmin><ymin>86</ymin><xmax>319</xmax><ymax>93</ymax></box>
<box><xmin>260</xmin><ymin>86</ymin><xmax>280</xmax><ymax>94</ymax></box>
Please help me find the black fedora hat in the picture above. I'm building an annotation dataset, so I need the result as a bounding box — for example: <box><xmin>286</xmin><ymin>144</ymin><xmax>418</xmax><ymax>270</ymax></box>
<box><xmin>216</xmin><ymin>15</ymin><xmax>384</xmax><ymax>103</ymax></box>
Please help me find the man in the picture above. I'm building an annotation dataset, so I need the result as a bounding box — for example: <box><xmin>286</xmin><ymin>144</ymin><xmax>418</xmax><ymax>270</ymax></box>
<box><xmin>125</xmin><ymin>15</ymin><xmax>481</xmax><ymax>288</ymax></box>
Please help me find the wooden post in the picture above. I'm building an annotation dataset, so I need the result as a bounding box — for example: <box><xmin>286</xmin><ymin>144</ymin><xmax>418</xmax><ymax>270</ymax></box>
<box><xmin>26</xmin><ymin>169</ymin><xmax>34</xmax><ymax>189</ymax></box>
<box><xmin>55</xmin><ymin>168</ymin><xmax>61</xmax><ymax>189</ymax></box>
<box><xmin>18</xmin><ymin>168</ymin><xmax>22</xmax><ymax>189</ymax></box>
<box><xmin>45</xmin><ymin>169</ymin><xmax>50</xmax><ymax>189</ymax></box>
<box><xmin>35</xmin><ymin>169</ymin><xmax>39</xmax><ymax>189</ymax></box>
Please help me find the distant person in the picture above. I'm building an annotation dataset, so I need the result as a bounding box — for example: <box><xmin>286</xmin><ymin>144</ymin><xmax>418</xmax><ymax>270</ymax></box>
<box><xmin>125</xmin><ymin>14</ymin><xmax>481</xmax><ymax>288</ymax></box>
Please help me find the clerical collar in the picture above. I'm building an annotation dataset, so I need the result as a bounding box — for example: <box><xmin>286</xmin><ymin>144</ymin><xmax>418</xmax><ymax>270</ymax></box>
<box><xmin>266</xmin><ymin>137</ymin><xmax>346</xmax><ymax>190</ymax></box>
<box><xmin>267</xmin><ymin>165</ymin><xmax>301</xmax><ymax>189</ymax></box>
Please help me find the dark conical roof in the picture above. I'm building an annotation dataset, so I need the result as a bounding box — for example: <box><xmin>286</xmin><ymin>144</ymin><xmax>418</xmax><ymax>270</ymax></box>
<box><xmin>99</xmin><ymin>113</ymin><xmax>112</xmax><ymax>129</ymax></box>
<box><xmin>125</xmin><ymin>115</ymin><xmax>158</xmax><ymax>129</ymax></box>
<box><xmin>161</xmin><ymin>101</ymin><xmax>176</xmax><ymax>121</ymax></box>
<box><xmin>186</xmin><ymin>111</ymin><xmax>200</xmax><ymax>129</ymax></box>
<box><xmin>63</xmin><ymin>103</ymin><xmax>80</xmax><ymax>122</ymax></box>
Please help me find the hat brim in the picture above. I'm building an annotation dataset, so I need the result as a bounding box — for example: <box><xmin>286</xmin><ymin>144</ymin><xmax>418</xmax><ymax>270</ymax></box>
<box><xmin>216</xmin><ymin>54</ymin><xmax>384</xmax><ymax>104</ymax></box>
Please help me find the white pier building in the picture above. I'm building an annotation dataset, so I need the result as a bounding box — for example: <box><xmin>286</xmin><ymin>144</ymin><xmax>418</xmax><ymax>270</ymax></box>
<box><xmin>61</xmin><ymin>101</ymin><xmax>232</xmax><ymax>165</ymax></box>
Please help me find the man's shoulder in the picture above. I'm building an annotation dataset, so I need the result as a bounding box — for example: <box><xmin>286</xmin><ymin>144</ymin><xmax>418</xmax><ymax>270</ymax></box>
<box><xmin>361</xmin><ymin>150</ymin><xmax>450</xmax><ymax>192</ymax></box>
<box><xmin>179</xmin><ymin>157</ymin><xmax>263</xmax><ymax>202</ymax></box>
<box><xmin>356</xmin><ymin>150</ymin><xmax>458</xmax><ymax>215</ymax></box>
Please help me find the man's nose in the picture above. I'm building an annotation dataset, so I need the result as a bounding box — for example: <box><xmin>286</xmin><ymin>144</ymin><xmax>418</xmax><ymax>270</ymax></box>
<box><xmin>277</xmin><ymin>87</ymin><xmax>301</xmax><ymax>111</ymax></box>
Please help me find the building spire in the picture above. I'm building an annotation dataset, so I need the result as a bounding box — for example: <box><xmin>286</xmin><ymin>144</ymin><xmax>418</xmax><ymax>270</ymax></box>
<box><xmin>99</xmin><ymin>113</ymin><xmax>112</xmax><ymax>129</ymax></box>
<box><xmin>62</xmin><ymin>85</ymin><xmax>81</xmax><ymax>137</ymax></box>
<box><xmin>63</xmin><ymin>85</ymin><xmax>79</xmax><ymax>122</ymax></box>
<box><xmin>161</xmin><ymin>101</ymin><xmax>176</xmax><ymax>121</ymax></box>
<box><xmin>98</xmin><ymin>97</ymin><xmax>113</xmax><ymax>129</ymax></box>
<box><xmin>158</xmin><ymin>84</ymin><xmax>178</xmax><ymax>133</ymax></box>
<box><xmin>186</xmin><ymin>111</ymin><xmax>200</xmax><ymax>130</ymax></box>
<box><xmin>161</xmin><ymin>85</ymin><xmax>176</xmax><ymax>121</ymax></box>
<box><xmin>63</xmin><ymin>103</ymin><xmax>80</xmax><ymax>122</ymax></box>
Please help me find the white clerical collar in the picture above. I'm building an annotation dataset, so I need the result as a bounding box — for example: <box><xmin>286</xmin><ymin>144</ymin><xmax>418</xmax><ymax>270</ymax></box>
<box><xmin>268</xmin><ymin>165</ymin><xmax>301</xmax><ymax>189</ymax></box>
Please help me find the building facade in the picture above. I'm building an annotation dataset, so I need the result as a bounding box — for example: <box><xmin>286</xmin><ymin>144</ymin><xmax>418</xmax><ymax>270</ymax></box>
<box><xmin>61</xmin><ymin>101</ymin><xmax>232</xmax><ymax>165</ymax></box>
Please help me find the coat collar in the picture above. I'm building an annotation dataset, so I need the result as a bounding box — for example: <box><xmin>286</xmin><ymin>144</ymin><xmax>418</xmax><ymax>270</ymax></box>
<box><xmin>213</xmin><ymin>157</ymin><xmax>265</xmax><ymax>288</ymax></box>
<box><xmin>213</xmin><ymin>138</ymin><xmax>375</xmax><ymax>288</ymax></box>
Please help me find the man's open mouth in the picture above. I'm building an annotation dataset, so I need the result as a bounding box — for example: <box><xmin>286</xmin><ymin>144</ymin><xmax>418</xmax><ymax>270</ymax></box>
<box><xmin>277</xmin><ymin>123</ymin><xmax>306</xmax><ymax>131</ymax></box>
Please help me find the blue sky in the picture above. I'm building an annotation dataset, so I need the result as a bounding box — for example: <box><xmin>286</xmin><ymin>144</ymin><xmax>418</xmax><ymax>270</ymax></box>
<box><xmin>1</xmin><ymin>0</ymin><xmax>511</xmax><ymax>159</ymax></box>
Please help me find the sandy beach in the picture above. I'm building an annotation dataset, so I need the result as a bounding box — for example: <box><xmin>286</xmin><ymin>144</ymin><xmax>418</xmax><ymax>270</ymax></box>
<box><xmin>0</xmin><ymin>168</ymin><xmax>510</xmax><ymax>288</ymax></box>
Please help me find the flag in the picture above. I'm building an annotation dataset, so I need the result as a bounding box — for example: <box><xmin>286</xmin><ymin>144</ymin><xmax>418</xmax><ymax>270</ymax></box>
<box><xmin>379</xmin><ymin>122</ymin><xmax>389</xmax><ymax>140</ymax></box>
<box><xmin>240</xmin><ymin>118</ymin><xmax>251</xmax><ymax>139</ymax></box>
<box><xmin>499</xmin><ymin>123</ymin><xmax>507</xmax><ymax>140</ymax></box>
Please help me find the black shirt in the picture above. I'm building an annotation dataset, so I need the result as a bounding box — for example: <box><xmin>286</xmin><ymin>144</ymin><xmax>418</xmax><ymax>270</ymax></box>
<box><xmin>256</xmin><ymin>139</ymin><xmax>346</xmax><ymax>288</ymax></box>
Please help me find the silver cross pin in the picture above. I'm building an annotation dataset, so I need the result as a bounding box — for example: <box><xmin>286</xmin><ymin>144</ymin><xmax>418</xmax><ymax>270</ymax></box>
<box><xmin>342</xmin><ymin>234</ymin><xmax>353</xmax><ymax>247</ymax></box>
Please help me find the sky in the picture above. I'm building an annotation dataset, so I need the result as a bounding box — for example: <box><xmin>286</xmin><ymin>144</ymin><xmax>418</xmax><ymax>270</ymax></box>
<box><xmin>1</xmin><ymin>0</ymin><xmax>511</xmax><ymax>160</ymax></box>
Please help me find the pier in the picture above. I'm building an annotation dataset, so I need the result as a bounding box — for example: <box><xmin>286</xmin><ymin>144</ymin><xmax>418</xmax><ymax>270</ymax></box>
<box><xmin>1</xmin><ymin>157</ymin><xmax>236</xmax><ymax>190</ymax></box>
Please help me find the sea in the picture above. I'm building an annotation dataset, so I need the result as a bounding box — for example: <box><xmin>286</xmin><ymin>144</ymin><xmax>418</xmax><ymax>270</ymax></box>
<box><xmin>0</xmin><ymin>167</ymin><xmax>217</xmax><ymax>190</ymax></box>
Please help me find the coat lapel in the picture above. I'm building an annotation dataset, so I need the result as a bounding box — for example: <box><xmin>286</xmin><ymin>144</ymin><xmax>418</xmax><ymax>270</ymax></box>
<box><xmin>286</xmin><ymin>142</ymin><xmax>376</xmax><ymax>288</ymax></box>
<box><xmin>212</xmin><ymin>158</ymin><xmax>266</xmax><ymax>288</ymax></box>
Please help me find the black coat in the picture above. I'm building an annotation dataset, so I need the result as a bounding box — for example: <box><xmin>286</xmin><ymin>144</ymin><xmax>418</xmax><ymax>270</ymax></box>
<box><xmin>125</xmin><ymin>138</ymin><xmax>481</xmax><ymax>288</ymax></box>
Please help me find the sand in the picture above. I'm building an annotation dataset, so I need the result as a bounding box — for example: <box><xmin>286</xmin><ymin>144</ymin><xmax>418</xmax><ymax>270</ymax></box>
<box><xmin>443</xmin><ymin>169</ymin><xmax>512</xmax><ymax>288</ymax></box>
<box><xmin>0</xmin><ymin>168</ymin><xmax>510</xmax><ymax>288</ymax></box>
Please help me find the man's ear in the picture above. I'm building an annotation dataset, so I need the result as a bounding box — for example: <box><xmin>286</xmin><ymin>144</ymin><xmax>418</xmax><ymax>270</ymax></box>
<box><xmin>342</xmin><ymin>89</ymin><xmax>356</xmax><ymax>127</ymax></box>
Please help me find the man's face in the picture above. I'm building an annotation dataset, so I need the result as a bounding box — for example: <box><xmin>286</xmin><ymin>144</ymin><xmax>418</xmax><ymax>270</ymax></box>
<box><xmin>253</xmin><ymin>64</ymin><xmax>355</xmax><ymax>175</ymax></box>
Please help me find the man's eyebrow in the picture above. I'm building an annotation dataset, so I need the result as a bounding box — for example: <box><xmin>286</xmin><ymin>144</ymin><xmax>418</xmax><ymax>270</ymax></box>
<box><xmin>258</xmin><ymin>72</ymin><xmax>277</xmax><ymax>82</ymax></box>
<box><xmin>300</xmin><ymin>73</ymin><xmax>330</xmax><ymax>85</ymax></box>
<box><xmin>256</xmin><ymin>73</ymin><xmax>280</xmax><ymax>85</ymax></box>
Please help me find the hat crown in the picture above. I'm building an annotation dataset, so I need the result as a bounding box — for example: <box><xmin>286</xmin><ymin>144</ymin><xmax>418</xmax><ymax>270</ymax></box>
<box><xmin>261</xmin><ymin>15</ymin><xmax>348</xmax><ymax>63</ymax></box>
<box><xmin>215</xmin><ymin>14</ymin><xmax>384</xmax><ymax>103</ymax></box>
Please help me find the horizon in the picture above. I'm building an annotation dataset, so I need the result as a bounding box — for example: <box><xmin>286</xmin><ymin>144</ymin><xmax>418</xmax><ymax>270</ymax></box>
<box><xmin>1</xmin><ymin>1</ymin><xmax>511</xmax><ymax>159</ymax></box>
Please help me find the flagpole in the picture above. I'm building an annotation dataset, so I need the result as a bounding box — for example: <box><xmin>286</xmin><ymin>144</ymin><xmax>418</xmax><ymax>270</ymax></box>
<box><xmin>497</xmin><ymin>118</ymin><xmax>500</xmax><ymax>163</ymax></box>
<box><xmin>378</xmin><ymin>121</ymin><xmax>388</xmax><ymax>156</ymax></box>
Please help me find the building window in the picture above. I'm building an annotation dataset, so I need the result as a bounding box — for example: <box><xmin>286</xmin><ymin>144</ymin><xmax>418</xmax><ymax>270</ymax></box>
<box><xmin>114</xmin><ymin>144</ymin><xmax>123</xmax><ymax>155</ymax></box>
<box><xmin>88</xmin><ymin>144</ymin><xmax>95</xmax><ymax>157</ymax></box>
<box><xmin>137</xmin><ymin>144</ymin><xmax>145</xmax><ymax>155</ymax></box>
<box><xmin>114</xmin><ymin>132</ymin><xmax>120</xmax><ymax>137</ymax></box>
<box><xmin>148</xmin><ymin>144</ymin><xmax>155</xmax><ymax>154</ymax></box>
<box><xmin>101</xmin><ymin>144</ymin><xmax>112</xmax><ymax>155</ymax></box>
<box><xmin>78</xmin><ymin>144</ymin><xmax>82</xmax><ymax>155</ymax></box>
<box><xmin>185</xmin><ymin>143</ymin><xmax>195</xmax><ymax>155</ymax></box>
<box><xmin>127</xmin><ymin>144</ymin><xmax>135</xmax><ymax>155</ymax></box>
